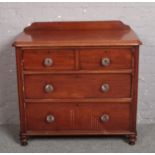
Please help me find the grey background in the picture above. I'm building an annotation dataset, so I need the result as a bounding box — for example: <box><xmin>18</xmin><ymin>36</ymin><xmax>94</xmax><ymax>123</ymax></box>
<box><xmin>0</xmin><ymin>2</ymin><xmax>154</xmax><ymax>125</ymax></box>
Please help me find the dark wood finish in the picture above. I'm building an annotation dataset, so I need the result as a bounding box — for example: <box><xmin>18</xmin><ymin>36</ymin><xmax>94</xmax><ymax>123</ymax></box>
<box><xmin>25</xmin><ymin>98</ymin><xmax>132</xmax><ymax>103</ymax></box>
<box><xmin>13</xmin><ymin>21</ymin><xmax>142</xmax><ymax>47</ymax></box>
<box><xmin>24</xmin><ymin>74</ymin><xmax>131</xmax><ymax>99</ymax></box>
<box><xmin>15</xmin><ymin>47</ymin><xmax>28</xmax><ymax>145</ymax></box>
<box><xmin>24</xmin><ymin>21</ymin><xmax>130</xmax><ymax>31</ymax></box>
<box><xmin>23</xmin><ymin>49</ymin><xmax>75</xmax><ymax>70</ymax></box>
<box><xmin>13</xmin><ymin>21</ymin><xmax>141</xmax><ymax>145</ymax></box>
<box><xmin>79</xmin><ymin>48</ymin><xmax>132</xmax><ymax>70</ymax></box>
<box><xmin>26</xmin><ymin>102</ymin><xmax>130</xmax><ymax>131</ymax></box>
<box><xmin>128</xmin><ymin>134</ymin><xmax>137</xmax><ymax>145</ymax></box>
<box><xmin>23</xmin><ymin>69</ymin><xmax>133</xmax><ymax>74</ymax></box>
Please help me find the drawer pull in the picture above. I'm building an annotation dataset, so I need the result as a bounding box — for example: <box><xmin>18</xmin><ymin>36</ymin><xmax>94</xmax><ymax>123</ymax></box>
<box><xmin>44</xmin><ymin>84</ymin><xmax>54</xmax><ymax>93</ymax></box>
<box><xmin>44</xmin><ymin>58</ymin><xmax>53</xmax><ymax>67</ymax></box>
<box><xmin>101</xmin><ymin>83</ymin><xmax>110</xmax><ymax>92</ymax></box>
<box><xmin>101</xmin><ymin>57</ymin><xmax>110</xmax><ymax>67</ymax></box>
<box><xmin>100</xmin><ymin>114</ymin><xmax>110</xmax><ymax>123</ymax></box>
<box><xmin>46</xmin><ymin>114</ymin><xmax>55</xmax><ymax>123</ymax></box>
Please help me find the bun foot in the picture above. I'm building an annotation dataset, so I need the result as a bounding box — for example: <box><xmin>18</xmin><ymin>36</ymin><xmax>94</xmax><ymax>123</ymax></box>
<box><xmin>20</xmin><ymin>134</ymin><xmax>28</xmax><ymax>146</ymax></box>
<box><xmin>128</xmin><ymin>134</ymin><xmax>137</xmax><ymax>145</ymax></box>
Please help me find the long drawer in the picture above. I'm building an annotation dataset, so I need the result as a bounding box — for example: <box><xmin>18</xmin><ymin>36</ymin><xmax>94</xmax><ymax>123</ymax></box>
<box><xmin>24</xmin><ymin>74</ymin><xmax>132</xmax><ymax>99</ymax></box>
<box><xmin>26</xmin><ymin>102</ymin><xmax>130</xmax><ymax>131</ymax></box>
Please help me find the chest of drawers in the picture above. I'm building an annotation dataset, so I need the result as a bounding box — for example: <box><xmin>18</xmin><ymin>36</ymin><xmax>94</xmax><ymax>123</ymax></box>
<box><xmin>13</xmin><ymin>21</ymin><xmax>141</xmax><ymax>145</ymax></box>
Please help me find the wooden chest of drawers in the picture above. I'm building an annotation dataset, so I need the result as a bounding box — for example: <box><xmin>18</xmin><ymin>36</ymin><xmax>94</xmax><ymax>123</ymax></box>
<box><xmin>13</xmin><ymin>21</ymin><xmax>141</xmax><ymax>145</ymax></box>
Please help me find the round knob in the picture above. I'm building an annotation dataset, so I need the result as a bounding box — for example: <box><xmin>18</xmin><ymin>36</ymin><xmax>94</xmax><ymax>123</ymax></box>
<box><xmin>44</xmin><ymin>58</ymin><xmax>53</xmax><ymax>67</ymax></box>
<box><xmin>101</xmin><ymin>83</ymin><xmax>110</xmax><ymax>92</ymax></box>
<box><xmin>46</xmin><ymin>114</ymin><xmax>55</xmax><ymax>123</ymax></box>
<box><xmin>100</xmin><ymin>114</ymin><xmax>110</xmax><ymax>123</ymax></box>
<box><xmin>44</xmin><ymin>84</ymin><xmax>54</xmax><ymax>93</ymax></box>
<box><xmin>101</xmin><ymin>57</ymin><xmax>110</xmax><ymax>67</ymax></box>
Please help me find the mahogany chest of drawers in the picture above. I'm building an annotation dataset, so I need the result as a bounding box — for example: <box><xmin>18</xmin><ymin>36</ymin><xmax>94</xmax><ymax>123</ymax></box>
<box><xmin>13</xmin><ymin>21</ymin><xmax>141</xmax><ymax>145</ymax></box>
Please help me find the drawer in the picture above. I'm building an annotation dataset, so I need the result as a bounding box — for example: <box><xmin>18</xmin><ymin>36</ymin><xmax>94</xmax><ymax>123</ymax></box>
<box><xmin>27</xmin><ymin>103</ymin><xmax>75</xmax><ymax>131</ymax></box>
<box><xmin>75</xmin><ymin>102</ymin><xmax>130</xmax><ymax>131</ymax></box>
<box><xmin>25</xmin><ymin>74</ymin><xmax>131</xmax><ymax>99</ymax></box>
<box><xmin>26</xmin><ymin>103</ymin><xmax>130</xmax><ymax>131</ymax></box>
<box><xmin>79</xmin><ymin>48</ymin><xmax>132</xmax><ymax>70</ymax></box>
<box><xmin>23</xmin><ymin>49</ymin><xmax>75</xmax><ymax>70</ymax></box>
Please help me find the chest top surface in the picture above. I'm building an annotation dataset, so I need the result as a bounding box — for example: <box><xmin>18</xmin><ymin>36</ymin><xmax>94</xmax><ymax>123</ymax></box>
<box><xmin>13</xmin><ymin>21</ymin><xmax>142</xmax><ymax>47</ymax></box>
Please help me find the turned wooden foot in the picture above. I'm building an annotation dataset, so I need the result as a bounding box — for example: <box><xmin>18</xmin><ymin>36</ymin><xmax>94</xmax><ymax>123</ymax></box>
<box><xmin>20</xmin><ymin>134</ymin><xmax>28</xmax><ymax>146</ymax></box>
<box><xmin>128</xmin><ymin>134</ymin><xmax>137</xmax><ymax>145</ymax></box>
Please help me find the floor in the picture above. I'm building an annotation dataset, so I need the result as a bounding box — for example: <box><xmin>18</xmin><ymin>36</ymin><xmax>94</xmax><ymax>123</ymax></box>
<box><xmin>0</xmin><ymin>124</ymin><xmax>155</xmax><ymax>153</ymax></box>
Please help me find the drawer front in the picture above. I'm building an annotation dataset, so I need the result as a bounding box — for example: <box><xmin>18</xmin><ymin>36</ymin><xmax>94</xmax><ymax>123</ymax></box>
<box><xmin>25</xmin><ymin>74</ymin><xmax>131</xmax><ymax>99</ymax></box>
<box><xmin>79</xmin><ymin>48</ymin><xmax>132</xmax><ymax>70</ymax></box>
<box><xmin>74</xmin><ymin>103</ymin><xmax>130</xmax><ymax>131</ymax></box>
<box><xmin>23</xmin><ymin>49</ymin><xmax>75</xmax><ymax>70</ymax></box>
<box><xmin>27</xmin><ymin>103</ymin><xmax>75</xmax><ymax>130</ymax></box>
<box><xmin>27</xmin><ymin>103</ymin><xmax>130</xmax><ymax>131</ymax></box>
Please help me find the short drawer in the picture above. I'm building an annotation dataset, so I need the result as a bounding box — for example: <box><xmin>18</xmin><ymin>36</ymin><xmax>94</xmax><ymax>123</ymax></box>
<box><xmin>79</xmin><ymin>48</ymin><xmax>132</xmax><ymax>70</ymax></box>
<box><xmin>26</xmin><ymin>102</ymin><xmax>130</xmax><ymax>131</ymax></box>
<box><xmin>27</xmin><ymin>103</ymin><xmax>75</xmax><ymax>131</ymax></box>
<box><xmin>23</xmin><ymin>49</ymin><xmax>75</xmax><ymax>70</ymax></box>
<box><xmin>24</xmin><ymin>74</ymin><xmax>131</xmax><ymax>99</ymax></box>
